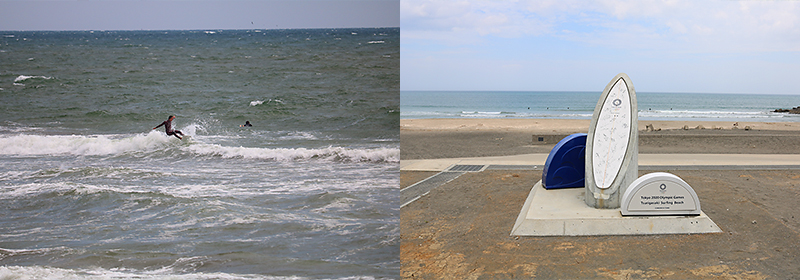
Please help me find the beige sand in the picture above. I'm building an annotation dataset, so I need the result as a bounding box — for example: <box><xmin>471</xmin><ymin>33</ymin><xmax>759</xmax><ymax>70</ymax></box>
<box><xmin>401</xmin><ymin>118</ymin><xmax>800</xmax><ymax>133</ymax></box>
<box><xmin>401</xmin><ymin>119</ymin><xmax>800</xmax><ymax>159</ymax></box>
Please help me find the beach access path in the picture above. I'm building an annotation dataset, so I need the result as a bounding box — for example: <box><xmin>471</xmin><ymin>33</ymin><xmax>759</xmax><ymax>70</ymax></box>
<box><xmin>400</xmin><ymin>119</ymin><xmax>800</xmax><ymax>279</ymax></box>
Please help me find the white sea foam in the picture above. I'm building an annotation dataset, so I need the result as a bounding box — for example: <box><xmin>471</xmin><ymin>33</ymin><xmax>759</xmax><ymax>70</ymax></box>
<box><xmin>0</xmin><ymin>247</ymin><xmax>75</xmax><ymax>258</ymax></box>
<box><xmin>0</xmin><ymin>265</ymin><xmax>355</xmax><ymax>280</ymax></box>
<box><xmin>461</xmin><ymin>111</ymin><xmax>502</xmax><ymax>115</ymax></box>
<box><xmin>0</xmin><ymin>181</ymin><xmax>134</xmax><ymax>199</ymax></box>
<box><xmin>0</xmin><ymin>132</ymin><xmax>397</xmax><ymax>162</ymax></box>
<box><xmin>277</xmin><ymin>131</ymin><xmax>318</xmax><ymax>141</ymax></box>
<box><xmin>13</xmin><ymin>75</ymin><xmax>53</xmax><ymax>83</ymax></box>
<box><xmin>0</xmin><ymin>131</ymin><xmax>172</xmax><ymax>156</ymax></box>
<box><xmin>250</xmin><ymin>99</ymin><xmax>284</xmax><ymax>106</ymax></box>
<box><xmin>459</xmin><ymin>111</ymin><xmax>517</xmax><ymax>118</ymax></box>
<box><xmin>184</xmin><ymin>144</ymin><xmax>398</xmax><ymax>162</ymax></box>
<box><xmin>637</xmin><ymin>109</ymin><xmax>790</xmax><ymax>120</ymax></box>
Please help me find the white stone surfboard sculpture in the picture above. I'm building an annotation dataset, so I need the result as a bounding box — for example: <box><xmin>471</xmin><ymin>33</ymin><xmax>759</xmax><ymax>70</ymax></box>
<box><xmin>585</xmin><ymin>73</ymin><xmax>638</xmax><ymax>209</ymax></box>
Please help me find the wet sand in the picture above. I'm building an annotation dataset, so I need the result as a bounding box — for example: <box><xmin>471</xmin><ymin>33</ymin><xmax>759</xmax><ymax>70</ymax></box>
<box><xmin>400</xmin><ymin>118</ymin><xmax>800</xmax><ymax>279</ymax></box>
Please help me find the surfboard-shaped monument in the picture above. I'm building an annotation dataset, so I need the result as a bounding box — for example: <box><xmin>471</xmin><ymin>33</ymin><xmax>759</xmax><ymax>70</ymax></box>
<box><xmin>585</xmin><ymin>73</ymin><xmax>638</xmax><ymax>209</ymax></box>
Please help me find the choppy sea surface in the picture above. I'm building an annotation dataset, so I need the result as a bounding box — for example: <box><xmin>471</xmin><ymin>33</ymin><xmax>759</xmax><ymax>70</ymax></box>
<box><xmin>0</xmin><ymin>29</ymin><xmax>399</xmax><ymax>279</ymax></box>
<box><xmin>402</xmin><ymin>91</ymin><xmax>800</xmax><ymax>122</ymax></box>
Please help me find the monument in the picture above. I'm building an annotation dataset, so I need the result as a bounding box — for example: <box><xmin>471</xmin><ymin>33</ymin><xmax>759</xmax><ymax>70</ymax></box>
<box><xmin>510</xmin><ymin>73</ymin><xmax>721</xmax><ymax>236</ymax></box>
<box><xmin>585</xmin><ymin>73</ymin><xmax>638</xmax><ymax>209</ymax></box>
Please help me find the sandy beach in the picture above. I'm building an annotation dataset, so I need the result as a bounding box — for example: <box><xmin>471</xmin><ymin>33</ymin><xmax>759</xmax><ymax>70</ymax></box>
<box><xmin>400</xmin><ymin>118</ymin><xmax>800</xmax><ymax>279</ymax></box>
<box><xmin>401</xmin><ymin>118</ymin><xmax>800</xmax><ymax>133</ymax></box>
<box><xmin>401</xmin><ymin>119</ymin><xmax>800</xmax><ymax>159</ymax></box>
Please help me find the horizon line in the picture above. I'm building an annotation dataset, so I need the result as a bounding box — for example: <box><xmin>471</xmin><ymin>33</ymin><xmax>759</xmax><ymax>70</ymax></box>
<box><xmin>0</xmin><ymin>26</ymin><xmax>400</xmax><ymax>33</ymax></box>
<box><xmin>400</xmin><ymin>89</ymin><xmax>800</xmax><ymax>96</ymax></box>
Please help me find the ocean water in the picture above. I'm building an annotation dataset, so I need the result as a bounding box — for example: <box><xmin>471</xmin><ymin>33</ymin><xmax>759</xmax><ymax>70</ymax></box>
<box><xmin>0</xmin><ymin>29</ymin><xmax>399</xmax><ymax>279</ymax></box>
<box><xmin>401</xmin><ymin>91</ymin><xmax>800</xmax><ymax>122</ymax></box>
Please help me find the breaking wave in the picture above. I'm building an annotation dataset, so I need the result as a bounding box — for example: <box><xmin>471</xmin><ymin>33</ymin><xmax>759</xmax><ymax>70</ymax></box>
<box><xmin>0</xmin><ymin>132</ymin><xmax>398</xmax><ymax>163</ymax></box>
<box><xmin>13</xmin><ymin>75</ymin><xmax>53</xmax><ymax>83</ymax></box>
<box><xmin>0</xmin><ymin>265</ymin><xmax>386</xmax><ymax>280</ymax></box>
<box><xmin>186</xmin><ymin>144</ymin><xmax>398</xmax><ymax>162</ymax></box>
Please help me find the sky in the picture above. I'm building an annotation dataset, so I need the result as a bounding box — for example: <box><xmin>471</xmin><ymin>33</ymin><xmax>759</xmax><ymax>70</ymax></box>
<box><xmin>0</xmin><ymin>0</ymin><xmax>399</xmax><ymax>31</ymax></box>
<box><xmin>401</xmin><ymin>0</ymin><xmax>800</xmax><ymax>94</ymax></box>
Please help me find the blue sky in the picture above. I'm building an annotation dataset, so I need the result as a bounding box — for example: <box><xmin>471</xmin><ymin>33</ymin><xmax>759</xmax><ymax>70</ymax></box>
<box><xmin>401</xmin><ymin>0</ymin><xmax>800</xmax><ymax>94</ymax></box>
<box><xmin>0</xmin><ymin>0</ymin><xmax>399</xmax><ymax>31</ymax></box>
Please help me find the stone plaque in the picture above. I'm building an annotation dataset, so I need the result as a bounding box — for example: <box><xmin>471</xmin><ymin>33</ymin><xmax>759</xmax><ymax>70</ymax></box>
<box><xmin>585</xmin><ymin>73</ymin><xmax>638</xmax><ymax>209</ymax></box>
<box><xmin>621</xmin><ymin>172</ymin><xmax>701</xmax><ymax>216</ymax></box>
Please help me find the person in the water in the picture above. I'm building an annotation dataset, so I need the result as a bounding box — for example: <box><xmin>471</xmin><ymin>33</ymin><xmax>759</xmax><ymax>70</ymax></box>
<box><xmin>240</xmin><ymin>121</ymin><xmax>252</xmax><ymax>127</ymax></box>
<box><xmin>153</xmin><ymin>115</ymin><xmax>185</xmax><ymax>139</ymax></box>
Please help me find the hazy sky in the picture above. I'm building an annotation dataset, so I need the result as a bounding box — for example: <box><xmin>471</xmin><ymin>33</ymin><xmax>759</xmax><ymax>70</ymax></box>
<box><xmin>401</xmin><ymin>0</ymin><xmax>800</xmax><ymax>94</ymax></box>
<box><xmin>0</xmin><ymin>0</ymin><xmax>399</xmax><ymax>31</ymax></box>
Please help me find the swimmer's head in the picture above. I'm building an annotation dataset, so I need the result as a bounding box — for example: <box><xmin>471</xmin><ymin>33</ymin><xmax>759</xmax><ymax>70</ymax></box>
<box><xmin>168</xmin><ymin>115</ymin><xmax>175</xmax><ymax>120</ymax></box>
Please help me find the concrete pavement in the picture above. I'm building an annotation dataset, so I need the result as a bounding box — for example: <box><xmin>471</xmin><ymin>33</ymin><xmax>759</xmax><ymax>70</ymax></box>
<box><xmin>401</xmin><ymin>153</ymin><xmax>800</xmax><ymax>172</ymax></box>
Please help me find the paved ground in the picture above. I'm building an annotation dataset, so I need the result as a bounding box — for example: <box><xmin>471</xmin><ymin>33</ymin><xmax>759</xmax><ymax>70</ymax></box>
<box><xmin>400</xmin><ymin>168</ymin><xmax>800</xmax><ymax>279</ymax></box>
<box><xmin>400</xmin><ymin>153</ymin><xmax>800</xmax><ymax>172</ymax></box>
<box><xmin>400</xmin><ymin>123</ymin><xmax>800</xmax><ymax>279</ymax></box>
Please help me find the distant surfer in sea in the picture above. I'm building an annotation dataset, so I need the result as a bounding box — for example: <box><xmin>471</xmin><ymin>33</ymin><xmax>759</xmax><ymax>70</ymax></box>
<box><xmin>240</xmin><ymin>121</ymin><xmax>252</xmax><ymax>127</ymax></box>
<box><xmin>153</xmin><ymin>115</ymin><xmax>185</xmax><ymax>140</ymax></box>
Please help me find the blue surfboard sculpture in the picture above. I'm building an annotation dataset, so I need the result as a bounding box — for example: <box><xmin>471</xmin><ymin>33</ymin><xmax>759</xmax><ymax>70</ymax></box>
<box><xmin>542</xmin><ymin>133</ymin><xmax>587</xmax><ymax>189</ymax></box>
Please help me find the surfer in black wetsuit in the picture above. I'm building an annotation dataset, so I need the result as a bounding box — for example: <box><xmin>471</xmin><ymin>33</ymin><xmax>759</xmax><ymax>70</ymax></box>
<box><xmin>240</xmin><ymin>121</ymin><xmax>252</xmax><ymax>127</ymax></box>
<box><xmin>153</xmin><ymin>115</ymin><xmax>184</xmax><ymax>139</ymax></box>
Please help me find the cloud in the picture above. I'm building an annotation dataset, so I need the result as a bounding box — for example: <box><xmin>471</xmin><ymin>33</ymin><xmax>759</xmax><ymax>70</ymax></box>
<box><xmin>401</xmin><ymin>0</ymin><xmax>800</xmax><ymax>53</ymax></box>
<box><xmin>401</xmin><ymin>0</ymin><xmax>552</xmax><ymax>44</ymax></box>
<box><xmin>401</xmin><ymin>0</ymin><xmax>800</xmax><ymax>93</ymax></box>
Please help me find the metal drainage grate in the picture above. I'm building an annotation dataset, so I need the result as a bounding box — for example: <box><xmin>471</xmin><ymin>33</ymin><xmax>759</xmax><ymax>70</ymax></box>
<box><xmin>446</xmin><ymin>165</ymin><xmax>486</xmax><ymax>172</ymax></box>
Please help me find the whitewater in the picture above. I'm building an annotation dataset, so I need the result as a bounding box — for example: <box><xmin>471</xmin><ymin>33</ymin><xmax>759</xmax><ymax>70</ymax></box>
<box><xmin>0</xmin><ymin>130</ymin><xmax>398</xmax><ymax>162</ymax></box>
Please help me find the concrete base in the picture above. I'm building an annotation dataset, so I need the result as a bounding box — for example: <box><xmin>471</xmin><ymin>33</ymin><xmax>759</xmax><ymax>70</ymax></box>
<box><xmin>511</xmin><ymin>180</ymin><xmax>722</xmax><ymax>236</ymax></box>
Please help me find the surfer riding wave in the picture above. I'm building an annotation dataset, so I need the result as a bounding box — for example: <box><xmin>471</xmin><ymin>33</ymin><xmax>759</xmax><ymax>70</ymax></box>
<box><xmin>153</xmin><ymin>115</ymin><xmax>185</xmax><ymax>140</ymax></box>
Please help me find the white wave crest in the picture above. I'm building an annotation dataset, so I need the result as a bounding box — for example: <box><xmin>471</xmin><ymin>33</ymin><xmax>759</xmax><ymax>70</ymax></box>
<box><xmin>185</xmin><ymin>144</ymin><xmax>399</xmax><ymax>163</ymax></box>
<box><xmin>0</xmin><ymin>132</ymin><xmax>398</xmax><ymax>162</ymax></box>
<box><xmin>0</xmin><ymin>132</ymin><xmax>172</xmax><ymax>156</ymax></box>
<box><xmin>250</xmin><ymin>99</ymin><xmax>284</xmax><ymax>106</ymax></box>
<box><xmin>13</xmin><ymin>75</ymin><xmax>53</xmax><ymax>83</ymax></box>
<box><xmin>0</xmin><ymin>265</ymin><xmax>339</xmax><ymax>280</ymax></box>
<box><xmin>636</xmin><ymin>109</ymin><xmax>800</xmax><ymax>121</ymax></box>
